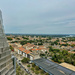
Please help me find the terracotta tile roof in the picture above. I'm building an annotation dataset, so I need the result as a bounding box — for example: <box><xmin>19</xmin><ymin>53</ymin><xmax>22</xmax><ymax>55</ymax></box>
<box><xmin>27</xmin><ymin>43</ymin><xmax>31</xmax><ymax>44</ymax></box>
<box><xmin>26</xmin><ymin>51</ymin><xmax>31</xmax><ymax>54</ymax></box>
<box><xmin>35</xmin><ymin>49</ymin><xmax>38</xmax><ymax>50</ymax></box>
<box><xmin>32</xmin><ymin>48</ymin><xmax>41</xmax><ymax>51</ymax></box>
<box><xmin>24</xmin><ymin>50</ymin><xmax>31</xmax><ymax>54</ymax></box>
<box><xmin>32</xmin><ymin>49</ymin><xmax>34</xmax><ymax>51</ymax></box>
<box><xmin>19</xmin><ymin>47</ymin><xmax>25</xmax><ymax>51</ymax></box>
<box><xmin>68</xmin><ymin>51</ymin><xmax>75</xmax><ymax>54</ymax></box>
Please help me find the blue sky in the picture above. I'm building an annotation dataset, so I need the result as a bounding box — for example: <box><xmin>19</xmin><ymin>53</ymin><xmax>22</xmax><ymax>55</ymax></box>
<box><xmin>0</xmin><ymin>0</ymin><xmax>75</xmax><ymax>34</ymax></box>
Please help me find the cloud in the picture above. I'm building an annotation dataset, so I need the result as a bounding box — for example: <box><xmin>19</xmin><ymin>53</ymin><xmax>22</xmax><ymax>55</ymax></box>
<box><xmin>0</xmin><ymin>0</ymin><xmax>75</xmax><ymax>34</ymax></box>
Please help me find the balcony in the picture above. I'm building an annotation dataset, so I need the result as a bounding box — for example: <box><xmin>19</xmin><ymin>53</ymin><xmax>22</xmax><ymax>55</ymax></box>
<box><xmin>0</xmin><ymin>47</ymin><xmax>9</xmax><ymax>54</ymax></box>
<box><xmin>0</xmin><ymin>59</ymin><xmax>12</xmax><ymax>71</ymax></box>
<box><xmin>0</xmin><ymin>62</ymin><xmax>13</xmax><ymax>75</ymax></box>
<box><xmin>5</xmin><ymin>67</ymin><xmax>15</xmax><ymax>75</ymax></box>
<box><xmin>0</xmin><ymin>50</ymin><xmax>11</xmax><ymax>58</ymax></box>
<box><xmin>0</xmin><ymin>55</ymin><xmax>11</xmax><ymax>66</ymax></box>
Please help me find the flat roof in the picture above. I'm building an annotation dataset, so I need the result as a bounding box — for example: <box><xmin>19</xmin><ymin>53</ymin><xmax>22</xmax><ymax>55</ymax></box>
<box><xmin>32</xmin><ymin>58</ymin><xmax>75</xmax><ymax>75</ymax></box>
<box><xmin>60</xmin><ymin>63</ymin><xmax>75</xmax><ymax>72</ymax></box>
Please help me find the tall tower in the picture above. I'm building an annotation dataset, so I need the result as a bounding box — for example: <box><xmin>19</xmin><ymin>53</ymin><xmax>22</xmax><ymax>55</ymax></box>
<box><xmin>0</xmin><ymin>10</ymin><xmax>16</xmax><ymax>75</ymax></box>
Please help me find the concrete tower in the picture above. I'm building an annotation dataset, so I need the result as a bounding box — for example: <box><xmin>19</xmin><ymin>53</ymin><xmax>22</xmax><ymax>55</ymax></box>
<box><xmin>0</xmin><ymin>10</ymin><xmax>16</xmax><ymax>75</ymax></box>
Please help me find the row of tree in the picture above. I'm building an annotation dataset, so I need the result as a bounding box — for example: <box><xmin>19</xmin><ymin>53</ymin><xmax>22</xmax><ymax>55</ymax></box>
<box><xmin>49</xmin><ymin>46</ymin><xmax>75</xmax><ymax>66</ymax></box>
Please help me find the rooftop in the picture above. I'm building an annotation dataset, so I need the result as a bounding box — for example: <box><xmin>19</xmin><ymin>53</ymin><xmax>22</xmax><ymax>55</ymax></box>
<box><xmin>60</xmin><ymin>63</ymin><xmax>75</xmax><ymax>72</ymax></box>
<box><xmin>32</xmin><ymin>58</ymin><xmax>75</xmax><ymax>75</ymax></box>
<box><xmin>24</xmin><ymin>50</ymin><xmax>31</xmax><ymax>54</ymax></box>
<box><xmin>18</xmin><ymin>47</ymin><xmax>25</xmax><ymax>51</ymax></box>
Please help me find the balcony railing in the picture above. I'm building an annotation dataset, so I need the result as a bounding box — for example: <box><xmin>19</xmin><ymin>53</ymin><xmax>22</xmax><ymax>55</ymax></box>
<box><xmin>0</xmin><ymin>55</ymin><xmax>11</xmax><ymax>66</ymax></box>
<box><xmin>0</xmin><ymin>50</ymin><xmax>11</xmax><ymax>58</ymax></box>
<box><xmin>0</xmin><ymin>62</ymin><xmax>13</xmax><ymax>74</ymax></box>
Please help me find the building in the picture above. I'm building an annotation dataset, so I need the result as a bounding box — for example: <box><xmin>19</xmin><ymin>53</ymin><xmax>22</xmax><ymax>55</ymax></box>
<box><xmin>18</xmin><ymin>46</ymin><xmax>40</xmax><ymax>60</ymax></box>
<box><xmin>0</xmin><ymin>10</ymin><xmax>16</xmax><ymax>75</ymax></box>
<box><xmin>18</xmin><ymin>47</ymin><xmax>33</xmax><ymax>60</ymax></box>
<box><xmin>32</xmin><ymin>58</ymin><xmax>75</xmax><ymax>75</ymax></box>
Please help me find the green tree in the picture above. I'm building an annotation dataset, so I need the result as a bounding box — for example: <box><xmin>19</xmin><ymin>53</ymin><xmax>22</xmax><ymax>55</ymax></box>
<box><xmin>35</xmin><ymin>66</ymin><xmax>39</xmax><ymax>70</ymax></box>
<box><xmin>27</xmin><ymin>64</ymin><xmax>30</xmax><ymax>67</ymax></box>
<box><xmin>32</xmin><ymin>63</ymin><xmax>36</xmax><ymax>67</ymax></box>
<box><xmin>31</xmin><ymin>67</ymin><xmax>34</xmax><ymax>72</ymax></box>
<box><xmin>16</xmin><ymin>64</ymin><xmax>24</xmax><ymax>75</ymax></box>
<box><xmin>73</xmin><ymin>61</ymin><xmax>75</xmax><ymax>66</ymax></box>
<box><xmin>10</xmin><ymin>45</ymin><xmax>14</xmax><ymax>51</ymax></box>
<box><xmin>17</xmin><ymin>38</ymin><xmax>20</xmax><ymax>40</ymax></box>
<box><xmin>35</xmin><ymin>71</ymin><xmax>39</xmax><ymax>74</ymax></box>
<box><xmin>49</xmin><ymin>46</ymin><xmax>53</xmax><ymax>52</ymax></box>
<box><xmin>21</xmin><ymin>57</ymin><xmax>30</xmax><ymax>63</ymax></box>
<box><xmin>45</xmin><ymin>73</ymin><xmax>49</xmax><ymax>75</ymax></box>
<box><xmin>40</xmin><ymin>70</ymin><xmax>44</xmax><ymax>74</ymax></box>
<box><xmin>25</xmin><ymin>73</ymin><xmax>28</xmax><ymax>75</ymax></box>
<box><xmin>7</xmin><ymin>37</ymin><xmax>12</xmax><ymax>40</ymax></box>
<box><xmin>54</xmin><ymin>41</ymin><xmax>58</xmax><ymax>45</ymax></box>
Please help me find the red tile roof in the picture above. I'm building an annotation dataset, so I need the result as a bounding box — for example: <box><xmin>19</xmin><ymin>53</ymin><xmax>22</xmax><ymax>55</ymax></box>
<box><xmin>24</xmin><ymin>50</ymin><xmax>31</xmax><ymax>54</ymax></box>
<box><xmin>32</xmin><ymin>49</ymin><xmax>34</xmax><ymax>51</ymax></box>
<box><xmin>19</xmin><ymin>47</ymin><xmax>25</xmax><ymax>51</ymax></box>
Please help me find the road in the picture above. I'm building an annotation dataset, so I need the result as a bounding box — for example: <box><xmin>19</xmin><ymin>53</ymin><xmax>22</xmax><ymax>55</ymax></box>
<box><xmin>11</xmin><ymin>53</ymin><xmax>32</xmax><ymax>75</ymax></box>
<box><xmin>16</xmin><ymin>57</ymin><xmax>32</xmax><ymax>75</ymax></box>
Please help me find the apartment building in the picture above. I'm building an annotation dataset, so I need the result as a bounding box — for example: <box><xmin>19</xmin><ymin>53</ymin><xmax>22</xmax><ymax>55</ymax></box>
<box><xmin>0</xmin><ymin>10</ymin><xmax>16</xmax><ymax>75</ymax></box>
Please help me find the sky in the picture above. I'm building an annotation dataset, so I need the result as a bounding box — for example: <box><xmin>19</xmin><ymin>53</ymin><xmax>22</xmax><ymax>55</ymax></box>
<box><xmin>0</xmin><ymin>0</ymin><xmax>75</xmax><ymax>34</ymax></box>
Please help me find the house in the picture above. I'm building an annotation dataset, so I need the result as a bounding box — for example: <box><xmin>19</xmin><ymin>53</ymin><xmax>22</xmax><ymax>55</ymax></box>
<box><xmin>18</xmin><ymin>46</ymin><xmax>35</xmax><ymax>60</ymax></box>
<box><xmin>18</xmin><ymin>47</ymin><xmax>25</xmax><ymax>55</ymax></box>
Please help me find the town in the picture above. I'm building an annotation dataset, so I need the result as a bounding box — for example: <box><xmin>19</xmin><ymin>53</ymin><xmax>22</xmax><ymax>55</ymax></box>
<box><xmin>0</xmin><ymin>0</ymin><xmax>75</xmax><ymax>75</ymax></box>
<box><xmin>7</xmin><ymin>34</ymin><xmax>75</xmax><ymax>75</ymax></box>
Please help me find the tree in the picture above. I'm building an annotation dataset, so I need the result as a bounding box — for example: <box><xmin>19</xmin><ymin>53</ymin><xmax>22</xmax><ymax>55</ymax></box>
<box><xmin>62</xmin><ymin>50</ymin><xmax>68</xmax><ymax>55</ymax></box>
<box><xmin>10</xmin><ymin>45</ymin><xmax>14</xmax><ymax>51</ymax></box>
<box><xmin>22</xmin><ymin>36</ymin><xmax>29</xmax><ymax>40</ymax></box>
<box><xmin>21</xmin><ymin>57</ymin><xmax>30</xmax><ymax>63</ymax></box>
<box><xmin>45</xmin><ymin>73</ymin><xmax>49</xmax><ymax>75</ymax></box>
<box><xmin>51</xmin><ymin>42</ymin><xmax>54</xmax><ymax>45</ymax></box>
<box><xmin>48</xmin><ymin>37</ymin><xmax>51</xmax><ymax>40</ymax></box>
<box><xmin>25</xmin><ymin>73</ymin><xmax>28</xmax><ymax>75</ymax></box>
<box><xmin>17</xmin><ymin>66</ymin><xmax>21</xmax><ymax>70</ymax></box>
<box><xmin>27</xmin><ymin>64</ymin><xmax>30</xmax><ymax>67</ymax></box>
<box><xmin>73</xmin><ymin>61</ymin><xmax>75</xmax><ymax>66</ymax></box>
<box><xmin>31</xmin><ymin>67</ymin><xmax>34</xmax><ymax>72</ymax></box>
<box><xmin>20</xmin><ymin>41</ymin><xmax>26</xmax><ymax>46</ymax></box>
<box><xmin>40</xmin><ymin>54</ymin><xmax>45</xmax><ymax>57</ymax></box>
<box><xmin>45</xmin><ymin>51</ymin><xmax>47</xmax><ymax>54</ymax></box>
<box><xmin>54</xmin><ymin>41</ymin><xmax>58</xmax><ymax>45</ymax></box>
<box><xmin>17</xmin><ymin>38</ymin><xmax>20</xmax><ymax>40</ymax></box>
<box><xmin>40</xmin><ymin>70</ymin><xmax>44</xmax><ymax>74</ymax></box>
<box><xmin>16</xmin><ymin>64</ymin><xmax>24</xmax><ymax>75</ymax></box>
<box><xmin>32</xmin><ymin>63</ymin><xmax>36</xmax><ymax>67</ymax></box>
<box><xmin>38</xmin><ymin>42</ymin><xmax>43</xmax><ymax>45</ymax></box>
<box><xmin>35</xmin><ymin>71</ymin><xmax>39</xmax><ymax>74</ymax></box>
<box><xmin>49</xmin><ymin>46</ymin><xmax>53</xmax><ymax>52</ymax></box>
<box><xmin>35</xmin><ymin>66</ymin><xmax>39</xmax><ymax>70</ymax></box>
<box><xmin>7</xmin><ymin>37</ymin><xmax>12</xmax><ymax>40</ymax></box>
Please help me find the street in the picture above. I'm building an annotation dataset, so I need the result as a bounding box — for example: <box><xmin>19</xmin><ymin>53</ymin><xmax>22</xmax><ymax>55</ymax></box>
<box><xmin>12</xmin><ymin>52</ymin><xmax>32</xmax><ymax>75</ymax></box>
